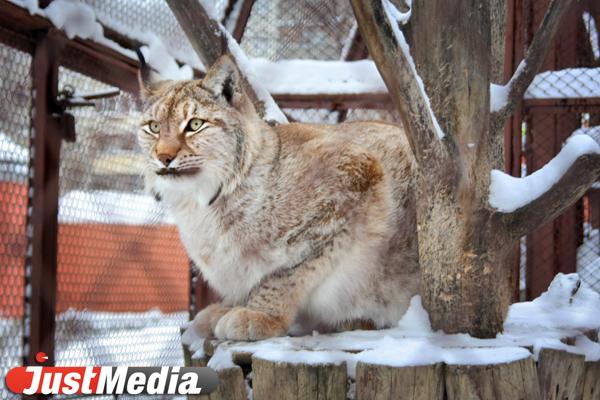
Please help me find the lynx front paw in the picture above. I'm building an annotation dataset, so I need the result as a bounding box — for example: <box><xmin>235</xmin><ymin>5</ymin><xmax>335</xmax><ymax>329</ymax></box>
<box><xmin>214</xmin><ymin>307</ymin><xmax>287</xmax><ymax>341</ymax></box>
<box><xmin>189</xmin><ymin>304</ymin><xmax>231</xmax><ymax>338</ymax></box>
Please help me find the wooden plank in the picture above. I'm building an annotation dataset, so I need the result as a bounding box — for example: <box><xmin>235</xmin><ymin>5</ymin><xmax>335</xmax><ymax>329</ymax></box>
<box><xmin>232</xmin><ymin>0</ymin><xmax>255</xmax><ymax>42</ymax></box>
<box><xmin>252</xmin><ymin>357</ymin><xmax>347</xmax><ymax>400</ymax></box>
<box><xmin>538</xmin><ymin>348</ymin><xmax>585</xmax><ymax>400</ymax></box>
<box><xmin>355</xmin><ymin>362</ymin><xmax>444</xmax><ymax>400</ymax></box>
<box><xmin>445</xmin><ymin>357</ymin><xmax>541</xmax><ymax>400</ymax></box>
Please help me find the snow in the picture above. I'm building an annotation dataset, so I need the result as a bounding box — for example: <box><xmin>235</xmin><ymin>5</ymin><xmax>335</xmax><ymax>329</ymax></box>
<box><xmin>250</xmin><ymin>58</ymin><xmax>387</xmax><ymax>95</ymax></box>
<box><xmin>490</xmin><ymin>83</ymin><xmax>509</xmax><ymax>113</ymax></box>
<box><xmin>583</xmin><ymin>12</ymin><xmax>600</xmax><ymax>61</ymax></box>
<box><xmin>489</xmin><ymin>133</ymin><xmax>600</xmax><ymax>212</ymax></box>
<box><xmin>10</xmin><ymin>0</ymin><xmax>194</xmax><ymax>80</ymax></box>
<box><xmin>185</xmin><ymin>274</ymin><xmax>600</xmax><ymax>373</ymax></box>
<box><xmin>381</xmin><ymin>0</ymin><xmax>445</xmax><ymax>139</ymax></box>
<box><xmin>490</xmin><ymin>59</ymin><xmax>526</xmax><ymax>113</ymax></box>
<box><xmin>207</xmin><ymin>346</ymin><xmax>236</xmax><ymax>370</ymax></box>
<box><xmin>525</xmin><ymin>68</ymin><xmax>600</xmax><ymax>99</ymax></box>
<box><xmin>58</xmin><ymin>190</ymin><xmax>173</xmax><ymax>225</ymax></box>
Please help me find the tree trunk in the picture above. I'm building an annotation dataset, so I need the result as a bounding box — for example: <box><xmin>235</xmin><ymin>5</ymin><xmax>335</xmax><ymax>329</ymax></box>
<box><xmin>406</xmin><ymin>0</ymin><xmax>513</xmax><ymax>337</ymax></box>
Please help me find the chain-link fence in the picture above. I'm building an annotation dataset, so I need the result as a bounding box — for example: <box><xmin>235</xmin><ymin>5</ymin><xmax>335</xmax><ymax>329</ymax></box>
<box><xmin>0</xmin><ymin>42</ymin><xmax>30</xmax><ymax>400</ymax></box>
<box><xmin>54</xmin><ymin>67</ymin><xmax>189</xmax><ymax>370</ymax></box>
<box><xmin>516</xmin><ymin>0</ymin><xmax>600</xmax><ymax>298</ymax></box>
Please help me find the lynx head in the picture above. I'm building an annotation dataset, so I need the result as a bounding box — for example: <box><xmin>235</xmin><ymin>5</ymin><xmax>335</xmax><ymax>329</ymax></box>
<box><xmin>137</xmin><ymin>55</ymin><xmax>261</xmax><ymax>204</ymax></box>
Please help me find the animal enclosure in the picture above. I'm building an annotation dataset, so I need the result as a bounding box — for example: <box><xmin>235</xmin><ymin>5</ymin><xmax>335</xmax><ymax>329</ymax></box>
<box><xmin>0</xmin><ymin>0</ymin><xmax>599</xmax><ymax>399</ymax></box>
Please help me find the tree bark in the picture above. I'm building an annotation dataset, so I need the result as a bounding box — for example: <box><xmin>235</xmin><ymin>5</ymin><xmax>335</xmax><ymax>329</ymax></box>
<box><xmin>252</xmin><ymin>357</ymin><xmax>347</xmax><ymax>400</ymax></box>
<box><xmin>355</xmin><ymin>362</ymin><xmax>444</xmax><ymax>400</ymax></box>
<box><xmin>445</xmin><ymin>357</ymin><xmax>541</xmax><ymax>400</ymax></box>
<box><xmin>537</xmin><ymin>348</ymin><xmax>586</xmax><ymax>400</ymax></box>
<box><xmin>353</xmin><ymin>0</ymin><xmax>579</xmax><ymax>338</ymax></box>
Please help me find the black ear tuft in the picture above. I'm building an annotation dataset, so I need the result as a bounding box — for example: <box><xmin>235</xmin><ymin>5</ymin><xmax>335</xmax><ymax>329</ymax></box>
<box><xmin>136</xmin><ymin>47</ymin><xmax>170</xmax><ymax>99</ymax></box>
<box><xmin>222</xmin><ymin>76</ymin><xmax>234</xmax><ymax>103</ymax></box>
<box><xmin>201</xmin><ymin>55</ymin><xmax>242</xmax><ymax>107</ymax></box>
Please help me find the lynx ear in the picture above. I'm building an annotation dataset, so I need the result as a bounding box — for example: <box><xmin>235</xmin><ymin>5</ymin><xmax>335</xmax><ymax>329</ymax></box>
<box><xmin>136</xmin><ymin>48</ymin><xmax>171</xmax><ymax>99</ymax></box>
<box><xmin>201</xmin><ymin>55</ymin><xmax>242</xmax><ymax>106</ymax></box>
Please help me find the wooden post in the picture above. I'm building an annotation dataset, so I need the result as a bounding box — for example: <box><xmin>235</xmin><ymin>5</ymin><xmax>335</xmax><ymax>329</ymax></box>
<box><xmin>355</xmin><ymin>362</ymin><xmax>444</xmax><ymax>400</ymax></box>
<box><xmin>583</xmin><ymin>361</ymin><xmax>600</xmax><ymax>400</ymax></box>
<box><xmin>188</xmin><ymin>367</ymin><xmax>246</xmax><ymax>400</ymax></box>
<box><xmin>538</xmin><ymin>348</ymin><xmax>585</xmax><ymax>400</ymax></box>
<box><xmin>445</xmin><ymin>357</ymin><xmax>541</xmax><ymax>400</ymax></box>
<box><xmin>252</xmin><ymin>357</ymin><xmax>347</xmax><ymax>400</ymax></box>
<box><xmin>25</xmin><ymin>30</ymin><xmax>64</xmax><ymax>370</ymax></box>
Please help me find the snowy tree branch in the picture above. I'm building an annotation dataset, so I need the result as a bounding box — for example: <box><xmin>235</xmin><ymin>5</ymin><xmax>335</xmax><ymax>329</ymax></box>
<box><xmin>350</xmin><ymin>0</ymin><xmax>450</xmax><ymax>168</ymax></box>
<box><xmin>493</xmin><ymin>135</ymin><xmax>600</xmax><ymax>238</ymax></box>
<box><xmin>490</xmin><ymin>0</ymin><xmax>574</xmax><ymax>125</ymax></box>
<box><xmin>166</xmin><ymin>0</ymin><xmax>287</xmax><ymax>123</ymax></box>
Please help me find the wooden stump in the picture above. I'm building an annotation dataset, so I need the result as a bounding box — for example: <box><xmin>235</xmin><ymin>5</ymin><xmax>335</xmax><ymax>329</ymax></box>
<box><xmin>445</xmin><ymin>357</ymin><xmax>541</xmax><ymax>400</ymax></box>
<box><xmin>583</xmin><ymin>361</ymin><xmax>600</xmax><ymax>400</ymax></box>
<box><xmin>355</xmin><ymin>362</ymin><xmax>444</xmax><ymax>400</ymax></box>
<box><xmin>538</xmin><ymin>348</ymin><xmax>585</xmax><ymax>400</ymax></box>
<box><xmin>252</xmin><ymin>357</ymin><xmax>347</xmax><ymax>400</ymax></box>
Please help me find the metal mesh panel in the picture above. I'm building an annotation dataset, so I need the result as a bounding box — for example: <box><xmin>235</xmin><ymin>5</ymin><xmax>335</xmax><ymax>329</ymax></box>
<box><xmin>0</xmin><ymin>43</ymin><xmax>30</xmax><ymax>400</ymax></box>
<box><xmin>241</xmin><ymin>0</ymin><xmax>356</xmax><ymax>60</ymax></box>
<box><xmin>520</xmin><ymin>112</ymin><xmax>600</xmax><ymax>295</ymax></box>
<box><xmin>54</xmin><ymin>68</ymin><xmax>189</xmax><ymax>369</ymax></box>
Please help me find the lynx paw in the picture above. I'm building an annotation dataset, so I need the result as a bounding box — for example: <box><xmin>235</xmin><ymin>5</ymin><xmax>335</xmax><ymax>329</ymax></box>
<box><xmin>214</xmin><ymin>307</ymin><xmax>287</xmax><ymax>341</ymax></box>
<box><xmin>189</xmin><ymin>304</ymin><xmax>231</xmax><ymax>338</ymax></box>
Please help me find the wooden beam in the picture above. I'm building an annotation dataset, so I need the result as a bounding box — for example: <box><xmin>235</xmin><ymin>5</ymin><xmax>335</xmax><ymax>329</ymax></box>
<box><xmin>232</xmin><ymin>0</ymin><xmax>255</xmax><ymax>43</ymax></box>
<box><xmin>273</xmin><ymin>92</ymin><xmax>391</xmax><ymax>110</ymax></box>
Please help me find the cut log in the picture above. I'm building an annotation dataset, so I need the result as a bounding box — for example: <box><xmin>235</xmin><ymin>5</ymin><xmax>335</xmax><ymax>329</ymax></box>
<box><xmin>187</xmin><ymin>366</ymin><xmax>247</xmax><ymax>400</ymax></box>
<box><xmin>355</xmin><ymin>362</ymin><xmax>444</xmax><ymax>400</ymax></box>
<box><xmin>252</xmin><ymin>357</ymin><xmax>347</xmax><ymax>400</ymax></box>
<box><xmin>583</xmin><ymin>361</ymin><xmax>600</xmax><ymax>400</ymax></box>
<box><xmin>538</xmin><ymin>348</ymin><xmax>585</xmax><ymax>400</ymax></box>
<box><xmin>445</xmin><ymin>357</ymin><xmax>541</xmax><ymax>400</ymax></box>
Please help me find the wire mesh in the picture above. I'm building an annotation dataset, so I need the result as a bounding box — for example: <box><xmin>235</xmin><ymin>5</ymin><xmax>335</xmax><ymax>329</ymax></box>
<box><xmin>241</xmin><ymin>0</ymin><xmax>356</xmax><ymax>60</ymax></box>
<box><xmin>0</xmin><ymin>42</ymin><xmax>30</xmax><ymax>400</ymax></box>
<box><xmin>54</xmin><ymin>67</ymin><xmax>189</xmax><ymax>372</ymax></box>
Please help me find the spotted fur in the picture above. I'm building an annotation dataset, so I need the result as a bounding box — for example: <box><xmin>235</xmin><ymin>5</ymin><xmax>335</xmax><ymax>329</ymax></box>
<box><xmin>137</xmin><ymin>56</ymin><xmax>420</xmax><ymax>340</ymax></box>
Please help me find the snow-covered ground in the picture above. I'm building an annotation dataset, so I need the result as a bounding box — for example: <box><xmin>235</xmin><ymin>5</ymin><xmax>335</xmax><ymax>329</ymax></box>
<box><xmin>1</xmin><ymin>310</ymin><xmax>187</xmax><ymax>399</ymax></box>
<box><xmin>183</xmin><ymin>274</ymin><xmax>600</xmax><ymax>378</ymax></box>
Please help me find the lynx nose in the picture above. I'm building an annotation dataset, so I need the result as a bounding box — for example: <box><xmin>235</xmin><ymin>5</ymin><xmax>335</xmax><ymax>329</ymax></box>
<box><xmin>157</xmin><ymin>153</ymin><xmax>175</xmax><ymax>167</ymax></box>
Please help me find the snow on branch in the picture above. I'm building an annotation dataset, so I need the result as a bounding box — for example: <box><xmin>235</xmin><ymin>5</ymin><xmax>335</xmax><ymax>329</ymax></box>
<box><xmin>351</xmin><ymin>0</ymin><xmax>449</xmax><ymax>167</ymax></box>
<box><xmin>491</xmin><ymin>128</ymin><xmax>600</xmax><ymax>237</ymax></box>
<box><xmin>166</xmin><ymin>0</ymin><xmax>287</xmax><ymax>124</ymax></box>
<box><xmin>490</xmin><ymin>0</ymin><xmax>574</xmax><ymax>122</ymax></box>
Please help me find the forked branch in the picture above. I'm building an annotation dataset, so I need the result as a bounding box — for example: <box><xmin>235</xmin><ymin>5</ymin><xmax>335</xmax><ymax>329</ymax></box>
<box><xmin>350</xmin><ymin>0</ymin><xmax>449</xmax><ymax>168</ymax></box>
<box><xmin>165</xmin><ymin>0</ymin><xmax>286</xmax><ymax>123</ymax></box>
<box><xmin>491</xmin><ymin>0</ymin><xmax>574</xmax><ymax>125</ymax></box>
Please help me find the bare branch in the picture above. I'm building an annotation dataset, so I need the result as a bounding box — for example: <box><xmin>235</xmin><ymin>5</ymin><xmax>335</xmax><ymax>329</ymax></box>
<box><xmin>166</xmin><ymin>0</ymin><xmax>286</xmax><ymax>123</ymax></box>
<box><xmin>350</xmin><ymin>0</ymin><xmax>450</xmax><ymax>168</ymax></box>
<box><xmin>497</xmin><ymin>144</ymin><xmax>600</xmax><ymax>239</ymax></box>
<box><xmin>491</xmin><ymin>0</ymin><xmax>575</xmax><ymax>125</ymax></box>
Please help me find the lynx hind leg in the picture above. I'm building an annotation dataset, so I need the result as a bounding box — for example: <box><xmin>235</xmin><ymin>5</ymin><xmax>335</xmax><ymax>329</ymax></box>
<box><xmin>188</xmin><ymin>303</ymin><xmax>231</xmax><ymax>339</ymax></box>
<box><xmin>214</xmin><ymin>259</ymin><xmax>329</xmax><ymax>341</ymax></box>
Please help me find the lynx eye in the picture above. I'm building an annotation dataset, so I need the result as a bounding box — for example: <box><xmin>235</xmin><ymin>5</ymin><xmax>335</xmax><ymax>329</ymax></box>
<box><xmin>146</xmin><ymin>121</ymin><xmax>160</xmax><ymax>135</ymax></box>
<box><xmin>185</xmin><ymin>118</ymin><xmax>206</xmax><ymax>136</ymax></box>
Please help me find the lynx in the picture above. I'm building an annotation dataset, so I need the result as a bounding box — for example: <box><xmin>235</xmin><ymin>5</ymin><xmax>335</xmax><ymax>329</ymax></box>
<box><xmin>137</xmin><ymin>55</ymin><xmax>419</xmax><ymax>341</ymax></box>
